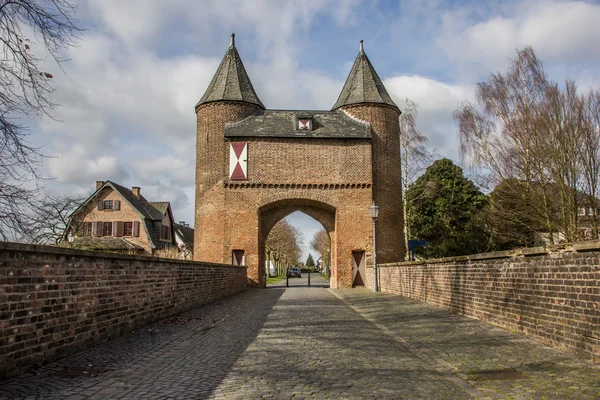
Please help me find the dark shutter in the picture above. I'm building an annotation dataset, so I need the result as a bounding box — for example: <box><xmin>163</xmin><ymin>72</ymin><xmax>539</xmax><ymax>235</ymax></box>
<box><xmin>133</xmin><ymin>221</ymin><xmax>140</xmax><ymax>237</ymax></box>
<box><xmin>114</xmin><ymin>200</ymin><xmax>121</xmax><ymax>210</ymax></box>
<box><xmin>95</xmin><ymin>222</ymin><xmax>103</xmax><ymax>236</ymax></box>
<box><xmin>115</xmin><ymin>221</ymin><xmax>123</xmax><ymax>237</ymax></box>
<box><xmin>98</xmin><ymin>201</ymin><xmax>104</xmax><ymax>211</ymax></box>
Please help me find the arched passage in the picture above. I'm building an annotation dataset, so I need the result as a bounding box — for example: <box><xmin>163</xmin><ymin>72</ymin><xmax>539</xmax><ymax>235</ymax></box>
<box><xmin>258</xmin><ymin>199</ymin><xmax>337</xmax><ymax>287</ymax></box>
<box><xmin>264</xmin><ymin>211</ymin><xmax>331</xmax><ymax>281</ymax></box>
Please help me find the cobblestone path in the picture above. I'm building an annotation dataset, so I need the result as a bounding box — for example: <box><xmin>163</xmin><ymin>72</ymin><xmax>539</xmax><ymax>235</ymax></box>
<box><xmin>1</xmin><ymin>275</ymin><xmax>599</xmax><ymax>399</ymax></box>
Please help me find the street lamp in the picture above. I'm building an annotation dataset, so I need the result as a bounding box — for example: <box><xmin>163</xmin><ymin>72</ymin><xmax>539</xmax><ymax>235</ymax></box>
<box><xmin>369</xmin><ymin>202</ymin><xmax>379</xmax><ymax>292</ymax></box>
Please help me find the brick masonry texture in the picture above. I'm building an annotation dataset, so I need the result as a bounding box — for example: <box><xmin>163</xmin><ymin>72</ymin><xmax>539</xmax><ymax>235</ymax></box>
<box><xmin>365</xmin><ymin>241</ymin><xmax>600</xmax><ymax>363</ymax></box>
<box><xmin>343</xmin><ymin>104</ymin><xmax>405</xmax><ymax>264</ymax></box>
<box><xmin>194</xmin><ymin>101</ymin><xmax>405</xmax><ymax>289</ymax></box>
<box><xmin>0</xmin><ymin>241</ymin><xmax>247</xmax><ymax>378</ymax></box>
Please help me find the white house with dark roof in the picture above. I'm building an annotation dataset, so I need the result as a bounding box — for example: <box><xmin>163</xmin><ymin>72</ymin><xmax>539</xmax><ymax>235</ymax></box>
<box><xmin>173</xmin><ymin>221</ymin><xmax>194</xmax><ymax>259</ymax></box>
<box><xmin>65</xmin><ymin>180</ymin><xmax>176</xmax><ymax>254</ymax></box>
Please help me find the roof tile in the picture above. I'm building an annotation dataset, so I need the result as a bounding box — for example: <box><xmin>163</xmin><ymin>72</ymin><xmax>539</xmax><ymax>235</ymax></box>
<box><xmin>224</xmin><ymin>109</ymin><xmax>371</xmax><ymax>139</ymax></box>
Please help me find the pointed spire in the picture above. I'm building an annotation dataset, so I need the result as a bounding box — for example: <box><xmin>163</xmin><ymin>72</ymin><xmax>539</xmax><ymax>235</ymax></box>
<box><xmin>195</xmin><ymin>33</ymin><xmax>265</xmax><ymax>110</ymax></box>
<box><xmin>331</xmin><ymin>40</ymin><xmax>398</xmax><ymax>111</ymax></box>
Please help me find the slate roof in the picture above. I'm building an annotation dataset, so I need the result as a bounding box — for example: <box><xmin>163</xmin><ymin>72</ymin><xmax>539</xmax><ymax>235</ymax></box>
<box><xmin>224</xmin><ymin>109</ymin><xmax>371</xmax><ymax>139</ymax></box>
<box><xmin>148</xmin><ymin>202</ymin><xmax>170</xmax><ymax>217</ymax></box>
<box><xmin>110</xmin><ymin>182</ymin><xmax>166</xmax><ymax>221</ymax></box>
<box><xmin>332</xmin><ymin>41</ymin><xmax>398</xmax><ymax>111</ymax></box>
<box><xmin>195</xmin><ymin>34</ymin><xmax>265</xmax><ymax>110</ymax></box>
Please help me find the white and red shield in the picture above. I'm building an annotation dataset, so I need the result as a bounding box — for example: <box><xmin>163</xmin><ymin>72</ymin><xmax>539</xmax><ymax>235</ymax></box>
<box><xmin>229</xmin><ymin>142</ymin><xmax>248</xmax><ymax>180</ymax></box>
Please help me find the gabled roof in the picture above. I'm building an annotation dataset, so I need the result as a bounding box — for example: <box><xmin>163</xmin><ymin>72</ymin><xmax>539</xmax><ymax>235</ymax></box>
<box><xmin>195</xmin><ymin>34</ymin><xmax>265</xmax><ymax>110</ymax></box>
<box><xmin>332</xmin><ymin>40</ymin><xmax>398</xmax><ymax>111</ymax></box>
<box><xmin>224</xmin><ymin>109</ymin><xmax>371</xmax><ymax>139</ymax></box>
<box><xmin>70</xmin><ymin>180</ymin><xmax>173</xmax><ymax>250</ymax></box>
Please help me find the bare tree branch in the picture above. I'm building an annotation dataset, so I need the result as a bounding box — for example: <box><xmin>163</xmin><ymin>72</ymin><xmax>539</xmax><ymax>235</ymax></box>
<box><xmin>399</xmin><ymin>98</ymin><xmax>435</xmax><ymax>257</ymax></box>
<box><xmin>0</xmin><ymin>0</ymin><xmax>82</xmax><ymax>240</ymax></box>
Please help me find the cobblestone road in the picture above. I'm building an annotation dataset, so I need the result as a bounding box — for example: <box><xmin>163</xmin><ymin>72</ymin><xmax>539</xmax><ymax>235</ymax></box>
<box><xmin>1</xmin><ymin>274</ymin><xmax>599</xmax><ymax>399</ymax></box>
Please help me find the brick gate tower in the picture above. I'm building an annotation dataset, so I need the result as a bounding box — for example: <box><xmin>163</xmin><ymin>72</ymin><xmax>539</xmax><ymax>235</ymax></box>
<box><xmin>194</xmin><ymin>35</ymin><xmax>405</xmax><ymax>288</ymax></box>
<box><xmin>332</xmin><ymin>40</ymin><xmax>405</xmax><ymax>264</ymax></box>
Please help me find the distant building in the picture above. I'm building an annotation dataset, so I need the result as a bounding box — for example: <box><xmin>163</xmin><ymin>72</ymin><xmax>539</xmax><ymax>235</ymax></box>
<box><xmin>174</xmin><ymin>221</ymin><xmax>194</xmax><ymax>259</ymax></box>
<box><xmin>65</xmin><ymin>180</ymin><xmax>176</xmax><ymax>254</ymax></box>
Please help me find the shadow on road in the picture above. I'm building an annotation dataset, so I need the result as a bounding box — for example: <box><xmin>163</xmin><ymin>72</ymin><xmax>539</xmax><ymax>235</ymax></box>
<box><xmin>0</xmin><ymin>289</ymin><xmax>285</xmax><ymax>400</ymax></box>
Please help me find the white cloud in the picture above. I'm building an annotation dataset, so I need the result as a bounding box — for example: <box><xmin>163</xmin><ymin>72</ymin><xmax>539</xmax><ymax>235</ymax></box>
<box><xmin>386</xmin><ymin>75</ymin><xmax>475</xmax><ymax>160</ymax></box>
<box><xmin>35</xmin><ymin>0</ymin><xmax>364</xmax><ymax>228</ymax></box>
<box><xmin>437</xmin><ymin>0</ymin><xmax>600</xmax><ymax>82</ymax></box>
<box><xmin>47</xmin><ymin>144</ymin><xmax>127</xmax><ymax>185</ymax></box>
<box><xmin>29</xmin><ymin>0</ymin><xmax>600</xmax><ymax>232</ymax></box>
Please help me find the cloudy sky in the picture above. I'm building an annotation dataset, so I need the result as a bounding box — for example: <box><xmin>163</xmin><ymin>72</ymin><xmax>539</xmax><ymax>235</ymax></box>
<box><xmin>30</xmin><ymin>0</ymin><xmax>600</xmax><ymax>259</ymax></box>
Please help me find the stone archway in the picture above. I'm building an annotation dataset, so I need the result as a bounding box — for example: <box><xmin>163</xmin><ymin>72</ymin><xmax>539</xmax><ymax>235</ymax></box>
<box><xmin>258</xmin><ymin>199</ymin><xmax>336</xmax><ymax>287</ymax></box>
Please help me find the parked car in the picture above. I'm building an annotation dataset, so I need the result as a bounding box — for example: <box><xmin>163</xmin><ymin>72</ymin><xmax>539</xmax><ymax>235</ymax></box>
<box><xmin>287</xmin><ymin>267</ymin><xmax>302</xmax><ymax>278</ymax></box>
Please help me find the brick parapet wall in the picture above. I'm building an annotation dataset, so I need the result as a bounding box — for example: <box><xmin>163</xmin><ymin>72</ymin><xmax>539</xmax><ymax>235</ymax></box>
<box><xmin>365</xmin><ymin>241</ymin><xmax>600</xmax><ymax>363</ymax></box>
<box><xmin>0</xmin><ymin>242</ymin><xmax>247</xmax><ymax>378</ymax></box>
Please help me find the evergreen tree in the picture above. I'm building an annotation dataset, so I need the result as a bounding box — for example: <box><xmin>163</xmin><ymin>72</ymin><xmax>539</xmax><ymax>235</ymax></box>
<box><xmin>407</xmin><ymin>158</ymin><xmax>489</xmax><ymax>258</ymax></box>
<box><xmin>305</xmin><ymin>253</ymin><xmax>315</xmax><ymax>268</ymax></box>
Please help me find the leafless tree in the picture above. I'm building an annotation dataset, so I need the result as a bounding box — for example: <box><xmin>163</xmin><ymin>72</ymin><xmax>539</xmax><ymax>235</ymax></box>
<box><xmin>456</xmin><ymin>47</ymin><xmax>558</xmax><ymax>244</ymax></box>
<box><xmin>310</xmin><ymin>228</ymin><xmax>330</xmax><ymax>270</ymax></box>
<box><xmin>456</xmin><ymin>46</ymin><xmax>600</xmax><ymax>245</ymax></box>
<box><xmin>580</xmin><ymin>90</ymin><xmax>600</xmax><ymax>239</ymax></box>
<box><xmin>0</xmin><ymin>0</ymin><xmax>82</xmax><ymax>240</ymax></box>
<box><xmin>266</xmin><ymin>219</ymin><xmax>303</xmax><ymax>274</ymax></box>
<box><xmin>399</xmin><ymin>99</ymin><xmax>434</xmax><ymax>256</ymax></box>
<box><xmin>540</xmin><ymin>80</ymin><xmax>586</xmax><ymax>241</ymax></box>
<box><xmin>19</xmin><ymin>193</ymin><xmax>86</xmax><ymax>244</ymax></box>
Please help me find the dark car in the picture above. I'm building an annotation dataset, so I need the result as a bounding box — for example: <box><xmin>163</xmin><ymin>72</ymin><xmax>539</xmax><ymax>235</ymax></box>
<box><xmin>287</xmin><ymin>267</ymin><xmax>301</xmax><ymax>278</ymax></box>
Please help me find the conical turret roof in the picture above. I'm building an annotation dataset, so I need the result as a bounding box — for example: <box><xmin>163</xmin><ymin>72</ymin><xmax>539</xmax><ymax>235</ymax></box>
<box><xmin>332</xmin><ymin>40</ymin><xmax>398</xmax><ymax>110</ymax></box>
<box><xmin>195</xmin><ymin>34</ymin><xmax>265</xmax><ymax>110</ymax></box>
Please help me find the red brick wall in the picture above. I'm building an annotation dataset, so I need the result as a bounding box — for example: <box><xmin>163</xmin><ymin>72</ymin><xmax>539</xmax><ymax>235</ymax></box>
<box><xmin>0</xmin><ymin>242</ymin><xmax>247</xmax><ymax>378</ymax></box>
<box><xmin>194</xmin><ymin>101</ymin><xmax>260</xmax><ymax>265</ymax></box>
<box><xmin>240</xmin><ymin>138</ymin><xmax>373</xmax><ymax>184</ymax></box>
<box><xmin>194</xmin><ymin>101</ymin><xmax>377</xmax><ymax>288</ymax></box>
<box><xmin>367</xmin><ymin>243</ymin><xmax>600</xmax><ymax>363</ymax></box>
<box><xmin>342</xmin><ymin>105</ymin><xmax>405</xmax><ymax>263</ymax></box>
<box><xmin>201</xmin><ymin>185</ymin><xmax>373</xmax><ymax>288</ymax></box>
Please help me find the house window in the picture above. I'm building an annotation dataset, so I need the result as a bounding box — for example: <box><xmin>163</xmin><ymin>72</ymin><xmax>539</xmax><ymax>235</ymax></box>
<box><xmin>103</xmin><ymin>222</ymin><xmax>113</xmax><ymax>236</ymax></box>
<box><xmin>161</xmin><ymin>225</ymin><xmax>171</xmax><ymax>241</ymax></box>
<box><xmin>578</xmin><ymin>207</ymin><xmax>586</xmax><ymax>216</ymax></box>
<box><xmin>123</xmin><ymin>222</ymin><xmax>133</xmax><ymax>236</ymax></box>
<box><xmin>79</xmin><ymin>222</ymin><xmax>92</xmax><ymax>236</ymax></box>
<box><xmin>103</xmin><ymin>200</ymin><xmax>113</xmax><ymax>210</ymax></box>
